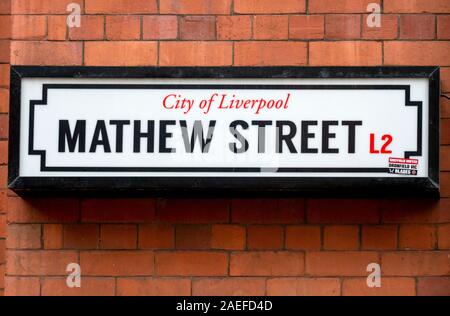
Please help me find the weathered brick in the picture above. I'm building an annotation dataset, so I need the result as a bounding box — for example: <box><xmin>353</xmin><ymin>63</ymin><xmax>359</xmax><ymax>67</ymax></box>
<box><xmin>7</xmin><ymin>250</ymin><xmax>78</xmax><ymax>275</ymax></box>
<box><xmin>442</xmin><ymin>68</ymin><xmax>450</xmax><ymax>92</ymax></box>
<box><xmin>0</xmin><ymin>41</ymin><xmax>10</xmax><ymax>63</ymax></box>
<box><xmin>211</xmin><ymin>225</ymin><xmax>246</xmax><ymax>250</ymax></box>
<box><xmin>160</xmin><ymin>0</ymin><xmax>231</xmax><ymax>14</ymax></box>
<box><xmin>100</xmin><ymin>225</ymin><xmax>137</xmax><ymax>249</ymax></box>
<box><xmin>343</xmin><ymin>277</ymin><xmax>416</xmax><ymax>296</ymax></box>
<box><xmin>192</xmin><ymin>278</ymin><xmax>265</xmax><ymax>296</ymax></box>
<box><xmin>323</xmin><ymin>225</ymin><xmax>359</xmax><ymax>250</ymax></box>
<box><xmin>139</xmin><ymin>224</ymin><xmax>174</xmax><ymax>249</ymax></box>
<box><xmin>10</xmin><ymin>41</ymin><xmax>82</xmax><ymax>65</ymax></box>
<box><xmin>231</xmin><ymin>199</ymin><xmax>304</xmax><ymax>224</ymax></box>
<box><xmin>69</xmin><ymin>16</ymin><xmax>104</xmax><ymax>40</ymax></box>
<box><xmin>234</xmin><ymin>42</ymin><xmax>307</xmax><ymax>66</ymax></box>
<box><xmin>12</xmin><ymin>15</ymin><xmax>46</xmax><ymax>40</ymax></box>
<box><xmin>400</xmin><ymin>15</ymin><xmax>435</xmax><ymax>39</ymax></box>
<box><xmin>180</xmin><ymin>16</ymin><xmax>215</xmax><ymax>40</ymax></box>
<box><xmin>0</xmin><ymin>65</ymin><xmax>9</xmax><ymax>87</ymax></box>
<box><xmin>217</xmin><ymin>16</ymin><xmax>252</xmax><ymax>40</ymax></box>
<box><xmin>80</xmin><ymin>251</ymin><xmax>154</xmax><ymax>276</ymax></box>
<box><xmin>86</xmin><ymin>0</ymin><xmax>156</xmax><ymax>14</ymax></box>
<box><xmin>384</xmin><ymin>42</ymin><xmax>450</xmax><ymax>66</ymax></box>
<box><xmin>81</xmin><ymin>199</ymin><xmax>156</xmax><ymax>223</ymax></box>
<box><xmin>325</xmin><ymin>14</ymin><xmax>361</xmax><ymax>39</ymax></box>
<box><xmin>106</xmin><ymin>16</ymin><xmax>141</xmax><ymax>40</ymax></box>
<box><xmin>438</xmin><ymin>224</ymin><xmax>450</xmax><ymax>249</ymax></box>
<box><xmin>0</xmin><ymin>16</ymin><xmax>11</xmax><ymax>39</ymax></box>
<box><xmin>7</xmin><ymin>224</ymin><xmax>41</xmax><ymax>249</ymax></box>
<box><xmin>160</xmin><ymin>42</ymin><xmax>232</xmax><ymax>66</ymax></box>
<box><xmin>43</xmin><ymin>224</ymin><xmax>63</xmax><ymax>249</ymax></box>
<box><xmin>267</xmin><ymin>278</ymin><xmax>341</xmax><ymax>296</ymax></box>
<box><xmin>417</xmin><ymin>277</ymin><xmax>450</xmax><ymax>296</ymax></box>
<box><xmin>309</xmin><ymin>41</ymin><xmax>382</xmax><ymax>66</ymax></box>
<box><xmin>12</xmin><ymin>0</ymin><xmax>83</xmax><ymax>14</ymax></box>
<box><xmin>235</xmin><ymin>0</ymin><xmax>305</xmax><ymax>14</ymax></box>
<box><xmin>64</xmin><ymin>224</ymin><xmax>98</xmax><ymax>249</ymax></box>
<box><xmin>230</xmin><ymin>252</ymin><xmax>304</xmax><ymax>276</ymax></box>
<box><xmin>156</xmin><ymin>251</ymin><xmax>228</xmax><ymax>276</ymax></box>
<box><xmin>385</xmin><ymin>0</ymin><xmax>450</xmax><ymax>13</ymax></box>
<box><xmin>399</xmin><ymin>225</ymin><xmax>437</xmax><ymax>250</ymax></box>
<box><xmin>117</xmin><ymin>277</ymin><xmax>191</xmax><ymax>296</ymax></box>
<box><xmin>84</xmin><ymin>42</ymin><xmax>157</xmax><ymax>66</ymax></box>
<box><xmin>48</xmin><ymin>16</ymin><xmax>67</xmax><ymax>41</ymax></box>
<box><xmin>306</xmin><ymin>252</ymin><xmax>379</xmax><ymax>276</ymax></box>
<box><xmin>42</xmin><ymin>277</ymin><xmax>115</xmax><ymax>296</ymax></box>
<box><xmin>309</xmin><ymin>0</ymin><xmax>380</xmax><ymax>13</ymax></box>
<box><xmin>289</xmin><ymin>15</ymin><xmax>324</xmax><ymax>40</ymax></box>
<box><xmin>253</xmin><ymin>15</ymin><xmax>288</xmax><ymax>40</ymax></box>
<box><xmin>5</xmin><ymin>277</ymin><xmax>40</xmax><ymax>296</ymax></box>
<box><xmin>143</xmin><ymin>16</ymin><xmax>178</xmax><ymax>40</ymax></box>
<box><xmin>382</xmin><ymin>251</ymin><xmax>450</xmax><ymax>276</ymax></box>
<box><xmin>437</xmin><ymin>15</ymin><xmax>450</xmax><ymax>39</ymax></box>
<box><xmin>362</xmin><ymin>14</ymin><xmax>398</xmax><ymax>39</ymax></box>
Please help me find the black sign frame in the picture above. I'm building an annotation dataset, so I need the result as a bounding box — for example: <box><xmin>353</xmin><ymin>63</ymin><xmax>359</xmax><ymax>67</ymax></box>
<box><xmin>8</xmin><ymin>66</ymin><xmax>440</xmax><ymax>197</ymax></box>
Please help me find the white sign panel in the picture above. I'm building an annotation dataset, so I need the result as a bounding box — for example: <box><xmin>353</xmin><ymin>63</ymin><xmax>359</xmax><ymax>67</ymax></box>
<box><xmin>9</xmin><ymin>67</ymin><xmax>439</xmax><ymax>195</ymax></box>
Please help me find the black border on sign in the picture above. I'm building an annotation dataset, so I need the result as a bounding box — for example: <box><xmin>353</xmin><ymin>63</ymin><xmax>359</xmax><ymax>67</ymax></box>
<box><xmin>8</xmin><ymin>66</ymin><xmax>440</xmax><ymax>197</ymax></box>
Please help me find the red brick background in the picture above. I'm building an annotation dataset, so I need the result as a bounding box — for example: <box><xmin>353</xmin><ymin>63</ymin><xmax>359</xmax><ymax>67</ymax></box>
<box><xmin>0</xmin><ymin>0</ymin><xmax>450</xmax><ymax>296</ymax></box>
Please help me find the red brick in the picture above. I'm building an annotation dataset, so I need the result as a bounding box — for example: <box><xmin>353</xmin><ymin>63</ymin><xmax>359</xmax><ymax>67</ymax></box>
<box><xmin>343</xmin><ymin>277</ymin><xmax>416</xmax><ymax>296</ymax></box>
<box><xmin>217</xmin><ymin>16</ymin><xmax>252</xmax><ymax>40</ymax></box>
<box><xmin>7</xmin><ymin>250</ymin><xmax>78</xmax><ymax>275</ymax></box>
<box><xmin>254</xmin><ymin>15</ymin><xmax>288</xmax><ymax>40</ymax></box>
<box><xmin>307</xmin><ymin>199</ymin><xmax>380</xmax><ymax>224</ymax></box>
<box><xmin>362</xmin><ymin>225</ymin><xmax>398</xmax><ymax>250</ymax></box>
<box><xmin>5</xmin><ymin>277</ymin><xmax>40</xmax><ymax>296</ymax></box>
<box><xmin>417</xmin><ymin>277</ymin><xmax>450</xmax><ymax>296</ymax></box>
<box><xmin>362</xmin><ymin>14</ymin><xmax>398</xmax><ymax>39</ymax></box>
<box><xmin>0</xmin><ymin>115</ymin><xmax>7</xmax><ymax>139</ymax></box>
<box><xmin>384</xmin><ymin>42</ymin><xmax>450</xmax><ymax>66</ymax></box>
<box><xmin>0</xmin><ymin>140</ymin><xmax>7</xmax><ymax>163</ymax></box>
<box><xmin>441</xmin><ymin>97</ymin><xmax>450</xmax><ymax>119</ymax></box>
<box><xmin>309</xmin><ymin>41</ymin><xmax>382</xmax><ymax>66</ymax></box>
<box><xmin>69</xmin><ymin>16</ymin><xmax>104</xmax><ymax>40</ymax></box>
<box><xmin>442</xmin><ymin>68</ymin><xmax>450</xmax><ymax>93</ymax></box>
<box><xmin>175</xmin><ymin>225</ymin><xmax>211</xmax><ymax>249</ymax></box>
<box><xmin>306</xmin><ymin>252</ymin><xmax>379</xmax><ymax>276</ymax></box>
<box><xmin>43</xmin><ymin>224</ymin><xmax>63</xmax><ymax>249</ymax></box>
<box><xmin>64</xmin><ymin>224</ymin><xmax>98</xmax><ymax>249</ymax></box>
<box><xmin>0</xmin><ymin>41</ymin><xmax>9</xmax><ymax>63</ymax></box>
<box><xmin>211</xmin><ymin>225</ymin><xmax>246</xmax><ymax>250</ymax></box>
<box><xmin>0</xmin><ymin>16</ymin><xmax>11</xmax><ymax>39</ymax></box>
<box><xmin>324</xmin><ymin>225</ymin><xmax>359</xmax><ymax>250</ymax></box>
<box><xmin>117</xmin><ymin>277</ymin><xmax>191</xmax><ymax>296</ymax></box>
<box><xmin>193</xmin><ymin>278</ymin><xmax>265</xmax><ymax>296</ymax></box>
<box><xmin>438</xmin><ymin>16</ymin><xmax>450</xmax><ymax>39</ymax></box>
<box><xmin>234</xmin><ymin>42</ymin><xmax>307</xmax><ymax>66</ymax></box>
<box><xmin>247</xmin><ymin>225</ymin><xmax>283</xmax><ymax>250</ymax></box>
<box><xmin>289</xmin><ymin>15</ymin><xmax>324</xmax><ymax>39</ymax></box>
<box><xmin>285</xmin><ymin>225</ymin><xmax>321</xmax><ymax>250</ymax></box>
<box><xmin>235</xmin><ymin>0</ymin><xmax>305</xmax><ymax>13</ymax></box>
<box><xmin>0</xmin><ymin>89</ymin><xmax>8</xmax><ymax>113</ymax></box>
<box><xmin>325</xmin><ymin>14</ymin><xmax>361</xmax><ymax>39</ymax></box>
<box><xmin>0</xmin><ymin>65</ymin><xmax>9</xmax><ymax>87</ymax></box>
<box><xmin>267</xmin><ymin>278</ymin><xmax>341</xmax><ymax>296</ymax></box>
<box><xmin>143</xmin><ymin>16</ymin><xmax>178</xmax><ymax>40</ymax></box>
<box><xmin>81</xmin><ymin>199</ymin><xmax>155</xmax><ymax>223</ymax></box>
<box><xmin>7</xmin><ymin>224</ymin><xmax>41</xmax><ymax>249</ymax></box>
<box><xmin>8</xmin><ymin>198</ymin><xmax>79</xmax><ymax>223</ymax></box>
<box><xmin>444</xmin><ymin>119</ymin><xmax>450</xmax><ymax>144</ymax></box>
<box><xmin>12</xmin><ymin>0</ymin><xmax>83</xmax><ymax>14</ymax></box>
<box><xmin>100</xmin><ymin>225</ymin><xmax>137</xmax><ymax>249</ymax></box>
<box><xmin>381</xmin><ymin>199</ymin><xmax>450</xmax><ymax>223</ymax></box>
<box><xmin>230</xmin><ymin>252</ymin><xmax>304</xmax><ymax>276</ymax></box>
<box><xmin>160</xmin><ymin>0</ymin><xmax>231</xmax><ymax>14</ymax></box>
<box><xmin>180</xmin><ymin>16</ymin><xmax>215</xmax><ymax>40</ymax></box>
<box><xmin>309</xmin><ymin>0</ymin><xmax>380</xmax><ymax>13</ymax></box>
<box><xmin>440</xmin><ymin>172</ymin><xmax>450</xmax><ymax>197</ymax></box>
<box><xmin>399</xmin><ymin>225</ymin><xmax>436</xmax><ymax>250</ymax></box>
<box><xmin>85</xmin><ymin>0</ymin><xmax>156</xmax><ymax>14</ymax></box>
<box><xmin>80</xmin><ymin>251</ymin><xmax>154</xmax><ymax>276</ymax></box>
<box><xmin>0</xmin><ymin>0</ymin><xmax>10</xmax><ymax>14</ymax></box>
<box><xmin>12</xmin><ymin>15</ymin><xmax>46</xmax><ymax>40</ymax></box>
<box><xmin>42</xmin><ymin>277</ymin><xmax>115</xmax><ymax>296</ymax></box>
<box><xmin>231</xmin><ymin>199</ymin><xmax>304</xmax><ymax>224</ymax></box>
<box><xmin>139</xmin><ymin>224</ymin><xmax>174</xmax><ymax>249</ymax></box>
<box><xmin>438</xmin><ymin>224</ymin><xmax>450</xmax><ymax>249</ymax></box>
<box><xmin>382</xmin><ymin>251</ymin><xmax>450</xmax><ymax>276</ymax></box>
<box><xmin>441</xmin><ymin>147</ymin><xmax>450</xmax><ymax>171</ymax></box>
<box><xmin>400</xmin><ymin>15</ymin><xmax>435</xmax><ymax>39</ymax></box>
<box><xmin>156</xmin><ymin>251</ymin><xmax>228</xmax><ymax>276</ymax></box>
<box><xmin>385</xmin><ymin>0</ymin><xmax>450</xmax><ymax>13</ymax></box>
<box><xmin>85</xmin><ymin>42</ymin><xmax>157</xmax><ymax>66</ymax></box>
<box><xmin>11</xmin><ymin>41</ymin><xmax>82</xmax><ymax>65</ymax></box>
<box><xmin>157</xmin><ymin>199</ymin><xmax>229</xmax><ymax>223</ymax></box>
<box><xmin>160</xmin><ymin>42</ymin><xmax>232</xmax><ymax>66</ymax></box>
<box><xmin>48</xmin><ymin>16</ymin><xmax>67</xmax><ymax>41</ymax></box>
<box><xmin>0</xmin><ymin>264</ymin><xmax>4</xmax><ymax>288</ymax></box>
<box><xmin>0</xmin><ymin>239</ymin><xmax>4</xmax><ymax>263</ymax></box>
<box><xmin>106</xmin><ymin>16</ymin><xmax>141</xmax><ymax>40</ymax></box>
<box><xmin>0</xmin><ymin>214</ymin><xmax>5</xmax><ymax>238</ymax></box>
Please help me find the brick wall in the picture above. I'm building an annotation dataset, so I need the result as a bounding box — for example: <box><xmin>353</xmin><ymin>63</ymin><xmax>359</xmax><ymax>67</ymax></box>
<box><xmin>0</xmin><ymin>0</ymin><xmax>449</xmax><ymax>296</ymax></box>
